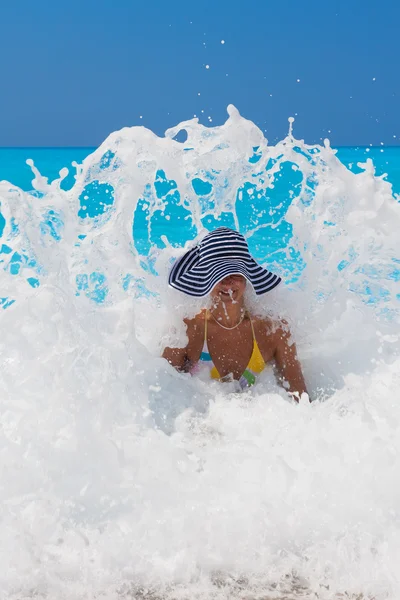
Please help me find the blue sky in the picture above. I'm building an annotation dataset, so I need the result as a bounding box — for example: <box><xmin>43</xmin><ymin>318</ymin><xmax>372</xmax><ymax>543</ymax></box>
<box><xmin>0</xmin><ymin>0</ymin><xmax>398</xmax><ymax>146</ymax></box>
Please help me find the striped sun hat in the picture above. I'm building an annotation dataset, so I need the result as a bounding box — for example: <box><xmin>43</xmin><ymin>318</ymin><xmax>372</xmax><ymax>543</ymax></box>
<box><xmin>168</xmin><ymin>227</ymin><xmax>282</xmax><ymax>297</ymax></box>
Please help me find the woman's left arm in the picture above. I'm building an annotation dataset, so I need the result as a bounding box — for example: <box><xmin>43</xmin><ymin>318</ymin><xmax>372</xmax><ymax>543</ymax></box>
<box><xmin>274</xmin><ymin>322</ymin><xmax>309</xmax><ymax>402</ymax></box>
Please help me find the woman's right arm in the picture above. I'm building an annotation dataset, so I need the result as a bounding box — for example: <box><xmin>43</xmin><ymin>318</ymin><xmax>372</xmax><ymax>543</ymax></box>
<box><xmin>162</xmin><ymin>316</ymin><xmax>202</xmax><ymax>372</ymax></box>
<box><xmin>162</xmin><ymin>345</ymin><xmax>189</xmax><ymax>371</ymax></box>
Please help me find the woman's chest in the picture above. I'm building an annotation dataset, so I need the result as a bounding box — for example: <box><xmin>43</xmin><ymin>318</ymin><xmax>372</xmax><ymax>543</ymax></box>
<box><xmin>206</xmin><ymin>327</ymin><xmax>255</xmax><ymax>379</ymax></box>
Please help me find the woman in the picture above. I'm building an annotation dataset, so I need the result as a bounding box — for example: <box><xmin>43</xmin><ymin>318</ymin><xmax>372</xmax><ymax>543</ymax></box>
<box><xmin>163</xmin><ymin>227</ymin><xmax>308</xmax><ymax>401</ymax></box>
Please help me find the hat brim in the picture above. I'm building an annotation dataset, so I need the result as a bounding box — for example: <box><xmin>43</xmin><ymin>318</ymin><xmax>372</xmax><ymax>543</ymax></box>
<box><xmin>169</xmin><ymin>250</ymin><xmax>282</xmax><ymax>297</ymax></box>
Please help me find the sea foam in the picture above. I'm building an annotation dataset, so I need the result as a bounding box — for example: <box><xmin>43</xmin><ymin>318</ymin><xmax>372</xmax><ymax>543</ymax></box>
<box><xmin>0</xmin><ymin>105</ymin><xmax>399</xmax><ymax>599</ymax></box>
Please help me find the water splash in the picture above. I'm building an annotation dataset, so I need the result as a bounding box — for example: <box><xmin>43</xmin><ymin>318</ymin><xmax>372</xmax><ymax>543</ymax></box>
<box><xmin>0</xmin><ymin>106</ymin><xmax>400</xmax><ymax>599</ymax></box>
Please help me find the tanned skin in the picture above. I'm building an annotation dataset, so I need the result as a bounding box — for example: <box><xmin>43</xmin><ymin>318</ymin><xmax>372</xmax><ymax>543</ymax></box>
<box><xmin>162</xmin><ymin>274</ymin><xmax>308</xmax><ymax>402</ymax></box>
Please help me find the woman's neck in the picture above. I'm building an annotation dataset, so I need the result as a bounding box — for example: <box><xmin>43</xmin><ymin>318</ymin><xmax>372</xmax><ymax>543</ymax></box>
<box><xmin>209</xmin><ymin>298</ymin><xmax>246</xmax><ymax>327</ymax></box>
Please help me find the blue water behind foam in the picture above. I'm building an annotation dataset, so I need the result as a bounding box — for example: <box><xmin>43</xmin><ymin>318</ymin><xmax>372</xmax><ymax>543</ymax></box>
<box><xmin>0</xmin><ymin>148</ymin><xmax>93</xmax><ymax>193</ymax></box>
<box><xmin>1</xmin><ymin>145</ymin><xmax>399</xmax><ymax>246</ymax></box>
<box><xmin>1</xmin><ymin>146</ymin><xmax>400</xmax><ymax>196</ymax></box>
<box><xmin>0</xmin><ymin>145</ymin><xmax>399</xmax><ymax>306</ymax></box>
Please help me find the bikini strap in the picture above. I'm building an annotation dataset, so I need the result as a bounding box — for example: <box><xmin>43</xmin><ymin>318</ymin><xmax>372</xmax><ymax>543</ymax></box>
<box><xmin>249</xmin><ymin>316</ymin><xmax>256</xmax><ymax>340</ymax></box>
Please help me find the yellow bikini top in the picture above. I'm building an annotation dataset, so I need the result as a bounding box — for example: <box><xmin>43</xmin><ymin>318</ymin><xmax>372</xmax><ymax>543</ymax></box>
<box><xmin>199</xmin><ymin>310</ymin><xmax>266</xmax><ymax>388</ymax></box>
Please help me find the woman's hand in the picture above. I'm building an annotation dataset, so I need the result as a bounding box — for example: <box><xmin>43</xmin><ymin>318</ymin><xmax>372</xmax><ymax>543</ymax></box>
<box><xmin>162</xmin><ymin>345</ymin><xmax>189</xmax><ymax>371</ymax></box>
<box><xmin>162</xmin><ymin>316</ymin><xmax>203</xmax><ymax>373</ymax></box>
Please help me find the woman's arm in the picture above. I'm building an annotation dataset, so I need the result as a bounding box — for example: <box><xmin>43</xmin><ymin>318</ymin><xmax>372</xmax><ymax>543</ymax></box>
<box><xmin>162</xmin><ymin>317</ymin><xmax>203</xmax><ymax>372</ymax></box>
<box><xmin>274</xmin><ymin>322</ymin><xmax>309</xmax><ymax>402</ymax></box>
<box><xmin>162</xmin><ymin>345</ymin><xmax>189</xmax><ymax>371</ymax></box>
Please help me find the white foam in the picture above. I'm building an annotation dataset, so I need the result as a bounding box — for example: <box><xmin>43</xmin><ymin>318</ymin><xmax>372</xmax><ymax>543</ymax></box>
<box><xmin>0</xmin><ymin>106</ymin><xmax>400</xmax><ymax>599</ymax></box>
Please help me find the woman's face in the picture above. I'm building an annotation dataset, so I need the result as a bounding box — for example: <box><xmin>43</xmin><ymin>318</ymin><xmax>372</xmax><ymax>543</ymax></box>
<box><xmin>211</xmin><ymin>274</ymin><xmax>247</xmax><ymax>304</ymax></box>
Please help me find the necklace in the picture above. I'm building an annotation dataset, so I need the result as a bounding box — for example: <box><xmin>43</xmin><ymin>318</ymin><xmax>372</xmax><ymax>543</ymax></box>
<box><xmin>210</xmin><ymin>310</ymin><xmax>246</xmax><ymax>330</ymax></box>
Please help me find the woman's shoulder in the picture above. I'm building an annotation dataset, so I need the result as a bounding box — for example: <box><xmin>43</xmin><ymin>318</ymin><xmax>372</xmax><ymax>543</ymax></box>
<box><xmin>251</xmin><ymin>314</ymin><xmax>291</xmax><ymax>338</ymax></box>
<box><xmin>180</xmin><ymin>310</ymin><xmax>206</xmax><ymax>352</ymax></box>
<box><xmin>183</xmin><ymin>309</ymin><xmax>207</xmax><ymax>331</ymax></box>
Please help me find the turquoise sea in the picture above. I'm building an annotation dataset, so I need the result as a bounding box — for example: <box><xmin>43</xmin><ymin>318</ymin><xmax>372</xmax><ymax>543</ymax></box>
<box><xmin>2</xmin><ymin>146</ymin><xmax>400</xmax><ymax>195</ymax></box>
